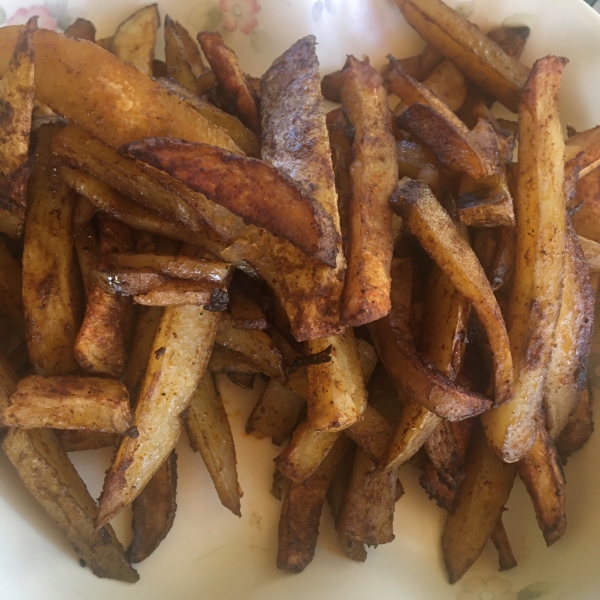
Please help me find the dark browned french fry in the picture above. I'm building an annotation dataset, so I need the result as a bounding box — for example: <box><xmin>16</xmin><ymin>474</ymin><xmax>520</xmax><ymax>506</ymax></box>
<box><xmin>0</xmin><ymin>238</ymin><xmax>25</xmax><ymax>335</ymax></box>
<box><xmin>490</xmin><ymin>518</ymin><xmax>517</xmax><ymax>572</ymax></box>
<box><xmin>64</xmin><ymin>18</ymin><xmax>96</xmax><ymax>41</ymax></box>
<box><xmin>471</xmin><ymin>226</ymin><xmax>516</xmax><ymax>291</ymax></box>
<box><xmin>164</xmin><ymin>15</ymin><xmax>201</xmax><ymax>94</ymax></box>
<box><xmin>128</xmin><ymin>451</ymin><xmax>177</xmax><ymax>563</ymax></box>
<box><xmin>518</xmin><ymin>418</ymin><xmax>566</xmax><ymax>546</ymax></box>
<box><xmin>229</xmin><ymin>285</ymin><xmax>267</xmax><ymax>330</ymax></box>
<box><xmin>57</xmin><ymin>430</ymin><xmax>120</xmax><ymax>452</ymax></box>
<box><xmin>208</xmin><ymin>345</ymin><xmax>257</xmax><ymax>375</ymax></box>
<box><xmin>277</xmin><ymin>436</ymin><xmax>349</xmax><ymax>572</ymax></box>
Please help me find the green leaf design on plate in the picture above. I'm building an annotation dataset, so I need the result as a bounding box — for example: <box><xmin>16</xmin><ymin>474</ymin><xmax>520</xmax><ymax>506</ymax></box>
<box><xmin>204</xmin><ymin>6</ymin><xmax>225</xmax><ymax>31</ymax></box>
<box><xmin>250</xmin><ymin>29</ymin><xmax>272</xmax><ymax>53</ymax></box>
<box><xmin>0</xmin><ymin>7</ymin><xmax>6</xmax><ymax>25</ymax></box>
<box><xmin>188</xmin><ymin>4</ymin><xmax>223</xmax><ymax>32</ymax></box>
<box><xmin>517</xmin><ymin>582</ymin><xmax>563</xmax><ymax>600</ymax></box>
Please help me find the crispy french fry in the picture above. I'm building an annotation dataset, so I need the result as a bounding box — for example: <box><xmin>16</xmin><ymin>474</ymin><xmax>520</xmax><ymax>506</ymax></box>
<box><xmin>472</xmin><ymin>226</ymin><xmax>515</xmax><ymax>291</ymax></box>
<box><xmin>2</xmin><ymin>375</ymin><xmax>133</xmax><ymax>433</ymax></box>
<box><xmin>134</xmin><ymin>281</ymin><xmax>229</xmax><ymax>309</ymax></box>
<box><xmin>164</xmin><ymin>15</ymin><xmax>201</xmax><ymax>94</ymax></box>
<box><xmin>128</xmin><ymin>450</ymin><xmax>177</xmax><ymax>563</ymax></box>
<box><xmin>110</xmin><ymin>4</ymin><xmax>159</xmax><ymax>76</ymax></box>
<box><xmin>340</xmin><ymin>56</ymin><xmax>397</xmax><ymax>326</ymax></box>
<box><xmin>23</xmin><ymin>125</ymin><xmax>79</xmax><ymax>376</ymax></box>
<box><xmin>198</xmin><ymin>31</ymin><xmax>261</xmax><ymax>135</ymax></box>
<box><xmin>480</xmin><ymin>57</ymin><xmax>567</xmax><ymax>462</ymax></box>
<box><xmin>0</xmin><ymin>18</ymin><xmax>36</xmax><ymax>239</ymax></box>
<box><xmin>0</xmin><ymin>238</ymin><xmax>25</xmax><ymax>335</ymax></box>
<box><xmin>394</xmin><ymin>0</ymin><xmax>529</xmax><ymax>111</ymax></box>
<box><xmin>185</xmin><ymin>371</ymin><xmax>242</xmax><ymax>516</ymax></box>
<box><xmin>390</xmin><ymin>181</ymin><xmax>512</xmax><ymax>405</ymax></box>
<box><xmin>518</xmin><ymin>418</ymin><xmax>566</xmax><ymax>546</ymax></box>
<box><xmin>490</xmin><ymin>518</ymin><xmax>517</xmax><ymax>572</ymax></box>
<box><xmin>565</xmin><ymin>124</ymin><xmax>600</xmax><ymax>178</ymax></box>
<box><xmin>57</xmin><ymin>430</ymin><xmax>120</xmax><ymax>452</ymax></box>
<box><xmin>229</xmin><ymin>285</ymin><xmax>267</xmax><ymax>330</ymax></box>
<box><xmin>423</xmin><ymin>59</ymin><xmax>466</xmax><ymax>111</ymax></box>
<box><xmin>97</xmin><ymin>305</ymin><xmax>220</xmax><ymax>527</ymax></box>
<box><xmin>555</xmin><ymin>382</ymin><xmax>594</xmax><ymax>458</ymax></box>
<box><xmin>573</xmin><ymin>163</ymin><xmax>600</xmax><ymax>243</ymax></box>
<box><xmin>208</xmin><ymin>345</ymin><xmax>257</xmax><ymax>375</ymax></box>
<box><xmin>3</xmin><ymin>427</ymin><xmax>138</xmax><ymax>582</ymax></box>
<box><xmin>64</xmin><ymin>18</ymin><xmax>96</xmax><ymax>41</ymax></box>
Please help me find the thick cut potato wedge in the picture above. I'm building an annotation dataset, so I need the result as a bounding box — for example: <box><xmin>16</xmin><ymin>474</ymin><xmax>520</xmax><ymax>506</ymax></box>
<box><xmin>0</xmin><ymin>27</ymin><xmax>241</xmax><ymax>153</ymax></box>
<box><xmin>128</xmin><ymin>450</ymin><xmax>177</xmax><ymax>563</ymax></box>
<box><xmin>3</xmin><ymin>427</ymin><xmax>138</xmax><ymax>582</ymax></box>
<box><xmin>518</xmin><ymin>418</ymin><xmax>566</xmax><ymax>546</ymax></box>
<box><xmin>543</xmin><ymin>226</ymin><xmax>594</xmax><ymax>438</ymax></box>
<box><xmin>22</xmin><ymin>125</ymin><xmax>79</xmax><ymax>376</ymax></box>
<box><xmin>122</xmin><ymin>139</ymin><xmax>340</xmax><ymax>267</ymax></box>
<box><xmin>442</xmin><ymin>428</ymin><xmax>517</xmax><ymax>584</ymax></box>
<box><xmin>393</xmin><ymin>0</ymin><xmax>529</xmax><ymax>112</ymax></box>
<box><xmin>340</xmin><ymin>56</ymin><xmax>397</xmax><ymax>326</ymax></box>
<box><xmin>2</xmin><ymin>375</ymin><xmax>133</xmax><ymax>433</ymax></box>
<box><xmin>185</xmin><ymin>371</ymin><xmax>242</xmax><ymax>516</ymax></box>
<box><xmin>391</xmin><ymin>179</ymin><xmax>512</xmax><ymax>405</ymax></box>
<box><xmin>110</xmin><ymin>4</ymin><xmax>159</xmax><ymax>76</ymax></box>
<box><xmin>480</xmin><ymin>57</ymin><xmax>567</xmax><ymax>463</ymax></box>
<box><xmin>197</xmin><ymin>31</ymin><xmax>260</xmax><ymax>135</ymax></box>
<box><xmin>277</xmin><ymin>436</ymin><xmax>348</xmax><ymax>573</ymax></box>
<box><xmin>164</xmin><ymin>15</ymin><xmax>200</xmax><ymax>94</ymax></box>
<box><xmin>97</xmin><ymin>305</ymin><xmax>220</xmax><ymax>527</ymax></box>
<box><xmin>0</xmin><ymin>18</ymin><xmax>36</xmax><ymax>239</ymax></box>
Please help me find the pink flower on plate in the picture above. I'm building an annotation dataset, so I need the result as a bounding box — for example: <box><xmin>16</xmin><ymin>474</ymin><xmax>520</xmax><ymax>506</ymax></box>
<box><xmin>219</xmin><ymin>0</ymin><xmax>261</xmax><ymax>35</ymax></box>
<box><xmin>7</xmin><ymin>5</ymin><xmax>57</xmax><ymax>30</ymax></box>
<box><xmin>456</xmin><ymin>576</ymin><xmax>518</xmax><ymax>600</ymax></box>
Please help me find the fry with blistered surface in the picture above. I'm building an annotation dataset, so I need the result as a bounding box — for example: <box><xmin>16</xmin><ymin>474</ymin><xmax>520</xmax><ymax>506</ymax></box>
<box><xmin>442</xmin><ymin>427</ymin><xmax>517</xmax><ymax>584</ymax></box>
<box><xmin>121</xmin><ymin>139</ymin><xmax>340</xmax><ymax>267</ymax></box>
<box><xmin>517</xmin><ymin>417</ymin><xmax>566</xmax><ymax>546</ymax></box>
<box><xmin>110</xmin><ymin>4</ymin><xmax>159</xmax><ymax>76</ymax></box>
<box><xmin>0</xmin><ymin>18</ymin><xmax>36</xmax><ymax>239</ymax></box>
<box><xmin>198</xmin><ymin>31</ymin><xmax>261</xmax><ymax>135</ymax></box>
<box><xmin>3</xmin><ymin>427</ymin><xmax>138</xmax><ymax>582</ymax></box>
<box><xmin>480</xmin><ymin>57</ymin><xmax>567</xmax><ymax>463</ymax></box>
<box><xmin>128</xmin><ymin>450</ymin><xmax>177</xmax><ymax>563</ymax></box>
<box><xmin>391</xmin><ymin>178</ymin><xmax>512</xmax><ymax>406</ymax></box>
<box><xmin>22</xmin><ymin>125</ymin><xmax>79</xmax><ymax>376</ymax></box>
<box><xmin>393</xmin><ymin>0</ymin><xmax>529</xmax><ymax>112</ymax></box>
<box><xmin>1</xmin><ymin>375</ymin><xmax>133</xmax><ymax>433</ymax></box>
<box><xmin>96</xmin><ymin>305</ymin><xmax>220</xmax><ymax>527</ymax></box>
<box><xmin>185</xmin><ymin>371</ymin><xmax>242</xmax><ymax>516</ymax></box>
<box><xmin>277</xmin><ymin>436</ymin><xmax>348</xmax><ymax>572</ymax></box>
<box><xmin>340</xmin><ymin>56</ymin><xmax>397</xmax><ymax>326</ymax></box>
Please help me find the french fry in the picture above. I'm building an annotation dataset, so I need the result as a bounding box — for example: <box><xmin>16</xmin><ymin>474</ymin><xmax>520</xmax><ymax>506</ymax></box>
<box><xmin>480</xmin><ymin>57</ymin><xmax>567</xmax><ymax>463</ymax></box>
<box><xmin>394</xmin><ymin>0</ymin><xmax>529</xmax><ymax>111</ymax></box>
<box><xmin>340</xmin><ymin>56</ymin><xmax>397</xmax><ymax>326</ymax></box>
<box><xmin>134</xmin><ymin>281</ymin><xmax>229</xmax><ymax>308</ymax></box>
<box><xmin>121</xmin><ymin>139</ymin><xmax>341</xmax><ymax>267</ymax></box>
<box><xmin>57</xmin><ymin>430</ymin><xmax>120</xmax><ymax>452</ymax></box>
<box><xmin>64</xmin><ymin>18</ymin><xmax>96</xmax><ymax>42</ymax></box>
<box><xmin>164</xmin><ymin>15</ymin><xmax>201</xmax><ymax>94</ymax></box>
<box><xmin>517</xmin><ymin>418</ymin><xmax>566</xmax><ymax>546</ymax></box>
<box><xmin>208</xmin><ymin>345</ymin><xmax>257</xmax><ymax>375</ymax></box>
<box><xmin>1</xmin><ymin>375</ymin><xmax>133</xmax><ymax>434</ymax></box>
<box><xmin>110</xmin><ymin>4</ymin><xmax>159</xmax><ymax>76</ymax></box>
<box><xmin>565</xmin><ymin>124</ymin><xmax>600</xmax><ymax>178</ymax></box>
<box><xmin>0</xmin><ymin>18</ymin><xmax>36</xmax><ymax>239</ymax></box>
<box><xmin>0</xmin><ymin>352</ymin><xmax>18</xmax><ymax>415</ymax></box>
<box><xmin>390</xmin><ymin>180</ymin><xmax>513</xmax><ymax>405</ymax></box>
<box><xmin>555</xmin><ymin>382</ymin><xmax>594</xmax><ymax>458</ymax></box>
<box><xmin>422</xmin><ymin>59</ymin><xmax>466</xmax><ymax>111</ymax></box>
<box><xmin>490</xmin><ymin>518</ymin><xmax>518</xmax><ymax>572</ymax></box>
<box><xmin>229</xmin><ymin>285</ymin><xmax>267</xmax><ymax>330</ymax></box>
<box><xmin>572</xmin><ymin>163</ymin><xmax>600</xmax><ymax>243</ymax></box>
<box><xmin>2</xmin><ymin>427</ymin><xmax>139</xmax><ymax>582</ymax></box>
<box><xmin>441</xmin><ymin>427</ymin><xmax>517</xmax><ymax>584</ymax></box>
<box><xmin>97</xmin><ymin>305</ymin><xmax>221</xmax><ymax>527</ymax></box>
<box><xmin>197</xmin><ymin>31</ymin><xmax>261</xmax><ymax>135</ymax></box>
<box><xmin>0</xmin><ymin>238</ymin><xmax>25</xmax><ymax>335</ymax></box>
<box><xmin>22</xmin><ymin>125</ymin><xmax>79</xmax><ymax>376</ymax></box>
<box><xmin>128</xmin><ymin>450</ymin><xmax>177</xmax><ymax>563</ymax></box>
<box><xmin>185</xmin><ymin>371</ymin><xmax>241</xmax><ymax>515</ymax></box>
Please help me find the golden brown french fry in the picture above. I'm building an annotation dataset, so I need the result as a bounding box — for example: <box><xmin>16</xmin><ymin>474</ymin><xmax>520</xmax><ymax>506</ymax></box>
<box><xmin>573</xmin><ymin>165</ymin><xmax>600</xmax><ymax>243</ymax></box>
<box><xmin>277</xmin><ymin>436</ymin><xmax>348</xmax><ymax>572</ymax></box>
<box><xmin>64</xmin><ymin>18</ymin><xmax>96</xmax><ymax>41</ymax></box>
<box><xmin>22</xmin><ymin>125</ymin><xmax>79</xmax><ymax>376</ymax></box>
<box><xmin>229</xmin><ymin>285</ymin><xmax>267</xmax><ymax>330</ymax></box>
<box><xmin>97</xmin><ymin>305</ymin><xmax>220</xmax><ymax>527</ymax></box>
<box><xmin>0</xmin><ymin>27</ymin><xmax>241</xmax><ymax>154</ymax></box>
<box><xmin>2</xmin><ymin>375</ymin><xmax>133</xmax><ymax>433</ymax></box>
<box><xmin>157</xmin><ymin>78</ymin><xmax>260</xmax><ymax>157</ymax></box>
<box><xmin>391</xmin><ymin>180</ymin><xmax>512</xmax><ymax>405</ymax></box>
<box><xmin>164</xmin><ymin>15</ymin><xmax>200</xmax><ymax>94</ymax></box>
<box><xmin>336</xmin><ymin>448</ymin><xmax>397</xmax><ymax>547</ymax></box>
<box><xmin>480</xmin><ymin>56</ymin><xmax>567</xmax><ymax>462</ymax></box>
<box><xmin>422</xmin><ymin>59</ymin><xmax>466</xmax><ymax>111</ymax></box>
<box><xmin>134</xmin><ymin>281</ymin><xmax>229</xmax><ymax>309</ymax></box>
<box><xmin>490</xmin><ymin>518</ymin><xmax>517</xmax><ymax>572</ymax></box>
<box><xmin>565</xmin><ymin>124</ymin><xmax>600</xmax><ymax>178</ymax></box>
<box><xmin>122</xmin><ymin>139</ymin><xmax>340</xmax><ymax>268</ymax></box>
<box><xmin>246</xmin><ymin>378</ymin><xmax>305</xmax><ymax>445</ymax></box>
<box><xmin>3</xmin><ymin>427</ymin><xmax>139</xmax><ymax>582</ymax></box>
<box><xmin>471</xmin><ymin>226</ymin><xmax>515</xmax><ymax>291</ymax></box>
<box><xmin>208</xmin><ymin>345</ymin><xmax>257</xmax><ymax>375</ymax></box>
<box><xmin>518</xmin><ymin>418</ymin><xmax>566</xmax><ymax>546</ymax></box>
<box><xmin>555</xmin><ymin>382</ymin><xmax>594</xmax><ymax>458</ymax></box>
<box><xmin>543</xmin><ymin>226</ymin><xmax>594</xmax><ymax>438</ymax></box>
<box><xmin>340</xmin><ymin>56</ymin><xmax>396</xmax><ymax>326</ymax></box>
<box><xmin>0</xmin><ymin>18</ymin><xmax>36</xmax><ymax>239</ymax></box>
<box><xmin>185</xmin><ymin>371</ymin><xmax>242</xmax><ymax>516</ymax></box>
<box><xmin>197</xmin><ymin>31</ymin><xmax>261</xmax><ymax>135</ymax></box>
<box><xmin>57</xmin><ymin>430</ymin><xmax>120</xmax><ymax>452</ymax></box>
<box><xmin>393</xmin><ymin>0</ymin><xmax>529</xmax><ymax>111</ymax></box>
<box><xmin>128</xmin><ymin>451</ymin><xmax>177</xmax><ymax>563</ymax></box>
<box><xmin>109</xmin><ymin>4</ymin><xmax>159</xmax><ymax>77</ymax></box>
<box><xmin>344</xmin><ymin>404</ymin><xmax>394</xmax><ymax>463</ymax></box>
<box><xmin>441</xmin><ymin>427</ymin><xmax>517</xmax><ymax>584</ymax></box>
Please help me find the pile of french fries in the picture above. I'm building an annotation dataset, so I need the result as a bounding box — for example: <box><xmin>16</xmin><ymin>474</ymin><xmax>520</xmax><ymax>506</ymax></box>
<box><xmin>0</xmin><ymin>0</ymin><xmax>599</xmax><ymax>585</ymax></box>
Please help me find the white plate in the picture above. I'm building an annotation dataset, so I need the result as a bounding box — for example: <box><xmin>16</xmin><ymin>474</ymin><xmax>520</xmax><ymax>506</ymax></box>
<box><xmin>1</xmin><ymin>1</ymin><xmax>600</xmax><ymax>599</ymax></box>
